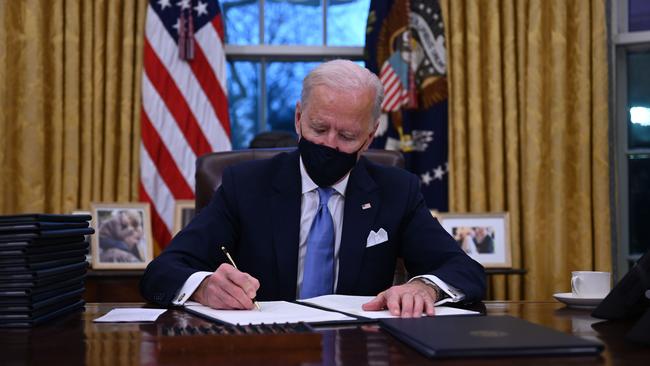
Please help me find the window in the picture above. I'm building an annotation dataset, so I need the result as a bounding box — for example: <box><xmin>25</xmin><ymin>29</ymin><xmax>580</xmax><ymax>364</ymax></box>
<box><xmin>612</xmin><ymin>1</ymin><xmax>650</xmax><ymax>278</ymax></box>
<box><xmin>221</xmin><ymin>0</ymin><xmax>370</xmax><ymax>148</ymax></box>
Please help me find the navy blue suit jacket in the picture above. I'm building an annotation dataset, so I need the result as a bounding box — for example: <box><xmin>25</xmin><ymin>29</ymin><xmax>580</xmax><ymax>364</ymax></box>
<box><xmin>140</xmin><ymin>151</ymin><xmax>486</xmax><ymax>306</ymax></box>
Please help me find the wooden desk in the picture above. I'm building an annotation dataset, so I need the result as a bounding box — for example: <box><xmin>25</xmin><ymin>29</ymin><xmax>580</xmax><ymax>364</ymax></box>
<box><xmin>84</xmin><ymin>270</ymin><xmax>144</xmax><ymax>302</ymax></box>
<box><xmin>2</xmin><ymin>301</ymin><xmax>648</xmax><ymax>365</ymax></box>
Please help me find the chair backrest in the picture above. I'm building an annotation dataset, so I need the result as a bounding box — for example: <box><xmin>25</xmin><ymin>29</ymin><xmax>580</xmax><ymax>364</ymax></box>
<box><xmin>195</xmin><ymin>148</ymin><xmax>405</xmax><ymax>212</ymax></box>
<box><xmin>248</xmin><ymin>131</ymin><xmax>298</xmax><ymax>148</ymax></box>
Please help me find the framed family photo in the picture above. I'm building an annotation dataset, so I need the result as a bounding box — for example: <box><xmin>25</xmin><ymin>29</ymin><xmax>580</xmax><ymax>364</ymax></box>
<box><xmin>173</xmin><ymin>200</ymin><xmax>195</xmax><ymax>235</ymax></box>
<box><xmin>90</xmin><ymin>203</ymin><xmax>154</xmax><ymax>270</ymax></box>
<box><xmin>437</xmin><ymin>213</ymin><xmax>511</xmax><ymax>268</ymax></box>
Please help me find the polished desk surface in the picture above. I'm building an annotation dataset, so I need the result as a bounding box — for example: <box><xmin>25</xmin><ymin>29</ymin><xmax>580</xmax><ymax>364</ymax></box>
<box><xmin>2</xmin><ymin>301</ymin><xmax>648</xmax><ymax>365</ymax></box>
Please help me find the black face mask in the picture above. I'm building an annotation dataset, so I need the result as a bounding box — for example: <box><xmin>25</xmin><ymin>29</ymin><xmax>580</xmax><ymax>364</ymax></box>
<box><xmin>298</xmin><ymin>136</ymin><xmax>365</xmax><ymax>187</ymax></box>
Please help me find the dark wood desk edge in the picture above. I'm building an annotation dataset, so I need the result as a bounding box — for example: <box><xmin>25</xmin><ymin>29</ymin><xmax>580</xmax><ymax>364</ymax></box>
<box><xmin>485</xmin><ymin>268</ymin><xmax>527</xmax><ymax>275</ymax></box>
<box><xmin>87</xmin><ymin>269</ymin><xmax>144</xmax><ymax>277</ymax></box>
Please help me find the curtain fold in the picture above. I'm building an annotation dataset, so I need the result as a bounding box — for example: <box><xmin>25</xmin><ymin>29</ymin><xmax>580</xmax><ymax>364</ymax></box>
<box><xmin>0</xmin><ymin>0</ymin><xmax>612</xmax><ymax>301</ymax></box>
<box><xmin>441</xmin><ymin>0</ymin><xmax>611</xmax><ymax>300</ymax></box>
<box><xmin>0</xmin><ymin>0</ymin><xmax>146</xmax><ymax>215</ymax></box>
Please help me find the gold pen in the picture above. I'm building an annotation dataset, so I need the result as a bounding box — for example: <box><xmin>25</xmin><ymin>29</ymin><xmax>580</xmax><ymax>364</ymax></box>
<box><xmin>220</xmin><ymin>246</ymin><xmax>261</xmax><ymax>311</ymax></box>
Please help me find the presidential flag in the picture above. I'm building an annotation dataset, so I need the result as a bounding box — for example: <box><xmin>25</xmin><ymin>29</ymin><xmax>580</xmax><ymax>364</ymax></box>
<box><xmin>365</xmin><ymin>0</ymin><xmax>449</xmax><ymax>211</ymax></box>
<box><xmin>140</xmin><ymin>0</ymin><xmax>231</xmax><ymax>251</ymax></box>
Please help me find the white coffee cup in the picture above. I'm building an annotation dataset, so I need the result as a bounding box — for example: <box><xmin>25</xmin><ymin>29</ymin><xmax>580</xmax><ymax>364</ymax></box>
<box><xmin>571</xmin><ymin>271</ymin><xmax>611</xmax><ymax>298</ymax></box>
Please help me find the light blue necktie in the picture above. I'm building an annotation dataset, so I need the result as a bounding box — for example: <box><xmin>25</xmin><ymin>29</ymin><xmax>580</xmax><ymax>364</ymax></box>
<box><xmin>300</xmin><ymin>187</ymin><xmax>335</xmax><ymax>299</ymax></box>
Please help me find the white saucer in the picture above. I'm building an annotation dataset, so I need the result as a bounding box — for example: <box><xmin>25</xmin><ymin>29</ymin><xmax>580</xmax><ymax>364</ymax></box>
<box><xmin>553</xmin><ymin>292</ymin><xmax>604</xmax><ymax>309</ymax></box>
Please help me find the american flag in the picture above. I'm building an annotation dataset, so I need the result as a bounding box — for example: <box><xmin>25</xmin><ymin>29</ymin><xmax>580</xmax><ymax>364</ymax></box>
<box><xmin>379</xmin><ymin>53</ymin><xmax>411</xmax><ymax>112</ymax></box>
<box><xmin>140</xmin><ymin>0</ymin><xmax>231</xmax><ymax>251</ymax></box>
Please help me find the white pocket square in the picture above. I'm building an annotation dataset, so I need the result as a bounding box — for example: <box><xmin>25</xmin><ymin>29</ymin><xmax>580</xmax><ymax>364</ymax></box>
<box><xmin>366</xmin><ymin>228</ymin><xmax>388</xmax><ymax>247</ymax></box>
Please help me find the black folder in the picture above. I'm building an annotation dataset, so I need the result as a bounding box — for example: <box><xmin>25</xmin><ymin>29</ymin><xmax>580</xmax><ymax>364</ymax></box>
<box><xmin>0</xmin><ymin>261</ymin><xmax>87</xmax><ymax>282</ymax></box>
<box><xmin>0</xmin><ymin>282</ymin><xmax>83</xmax><ymax>305</ymax></box>
<box><xmin>0</xmin><ymin>221</ymin><xmax>89</xmax><ymax>233</ymax></box>
<box><xmin>0</xmin><ymin>299</ymin><xmax>85</xmax><ymax>328</ymax></box>
<box><xmin>0</xmin><ymin>248</ymin><xmax>88</xmax><ymax>265</ymax></box>
<box><xmin>0</xmin><ymin>256</ymin><xmax>86</xmax><ymax>273</ymax></box>
<box><xmin>0</xmin><ymin>268</ymin><xmax>86</xmax><ymax>289</ymax></box>
<box><xmin>0</xmin><ymin>275</ymin><xmax>85</xmax><ymax>298</ymax></box>
<box><xmin>0</xmin><ymin>227</ymin><xmax>94</xmax><ymax>241</ymax></box>
<box><xmin>0</xmin><ymin>287</ymin><xmax>84</xmax><ymax>313</ymax></box>
<box><xmin>379</xmin><ymin>315</ymin><xmax>603</xmax><ymax>358</ymax></box>
<box><xmin>0</xmin><ymin>214</ymin><xmax>92</xmax><ymax>223</ymax></box>
<box><xmin>0</xmin><ymin>241</ymin><xmax>88</xmax><ymax>257</ymax></box>
<box><xmin>0</xmin><ymin>236</ymin><xmax>88</xmax><ymax>249</ymax></box>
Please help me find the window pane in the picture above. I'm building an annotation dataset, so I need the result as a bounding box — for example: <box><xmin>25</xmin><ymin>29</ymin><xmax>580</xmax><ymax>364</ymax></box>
<box><xmin>627</xmin><ymin>50</ymin><xmax>650</xmax><ymax>148</ymax></box>
<box><xmin>327</xmin><ymin>0</ymin><xmax>370</xmax><ymax>46</ymax></box>
<box><xmin>227</xmin><ymin>61</ymin><xmax>260</xmax><ymax>149</ymax></box>
<box><xmin>629</xmin><ymin>0</ymin><xmax>650</xmax><ymax>32</ymax></box>
<box><xmin>629</xmin><ymin>154</ymin><xmax>650</xmax><ymax>255</ymax></box>
<box><xmin>222</xmin><ymin>0</ymin><xmax>260</xmax><ymax>45</ymax></box>
<box><xmin>265</xmin><ymin>0</ymin><xmax>322</xmax><ymax>45</ymax></box>
<box><xmin>266</xmin><ymin>61</ymin><xmax>320</xmax><ymax>133</ymax></box>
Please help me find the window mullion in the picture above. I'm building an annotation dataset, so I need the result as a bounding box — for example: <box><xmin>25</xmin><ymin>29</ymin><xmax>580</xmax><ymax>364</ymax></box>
<box><xmin>259</xmin><ymin>0</ymin><xmax>266</xmax><ymax>44</ymax></box>
<box><xmin>323</xmin><ymin>0</ymin><xmax>327</xmax><ymax>46</ymax></box>
<box><xmin>260</xmin><ymin>58</ymin><xmax>267</xmax><ymax>134</ymax></box>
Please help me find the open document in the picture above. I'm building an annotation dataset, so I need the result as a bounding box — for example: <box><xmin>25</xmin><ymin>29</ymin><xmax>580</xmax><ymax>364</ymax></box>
<box><xmin>298</xmin><ymin>295</ymin><xmax>479</xmax><ymax>319</ymax></box>
<box><xmin>183</xmin><ymin>301</ymin><xmax>355</xmax><ymax>325</ymax></box>
<box><xmin>184</xmin><ymin>295</ymin><xmax>479</xmax><ymax>325</ymax></box>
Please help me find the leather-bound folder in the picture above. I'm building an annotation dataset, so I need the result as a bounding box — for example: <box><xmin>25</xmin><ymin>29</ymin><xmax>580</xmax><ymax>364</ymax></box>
<box><xmin>0</xmin><ymin>299</ymin><xmax>85</xmax><ymax>327</ymax></box>
<box><xmin>0</xmin><ymin>236</ymin><xmax>88</xmax><ymax>249</ymax></box>
<box><xmin>0</xmin><ymin>249</ymin><xmax>88</xmax><ymax>265</ymax></box>
<box><xmin>0</xmin><ymin>268</ymin><xmax>86</xmax><ymax>289</ymax></box>
<box><xmin>0</xmin><ymin>241</ymin><xmax>88</xmax><ymax>257</ymax></box>
<box><xmin>0</xmin><ymin>277</ymin><xmax>84</xmax><ymax>301</ymax></box>
<box><xmin>0</xmin><ymin>287</ymin><xmax>84</xmax><ymax>313</ymax></box>
<box><xmin>0</xmin><ymin>256</ymin><xmax>86</xmax><ymax>273</ymax></box>
<box><xmin>0</xmin><ymin>271</ymin><xmax>86</xmax><ymax>299</ymax></box>
<box><xmin>0</xmin><ymin>227</ymin><xmax>95</xmax><ymax>241</ymax></box>
<box><xmin>0</xmin><ymin>261</ymin><xmax>88</xmax><ymax>282</ymax></box>
<box><xmin>379</xmin><ymin>315</ymin><xmax>603</xmax><ymax>358</ymax></box>
<box><xmin>0</xmin><ymin>213</ymin><xmax>92</xmax><ymax>223</ymax></box>
<box><xmin>0</xmin><ymin>221</ymin><xmax>90</xmax><ymax>233</ymax></box>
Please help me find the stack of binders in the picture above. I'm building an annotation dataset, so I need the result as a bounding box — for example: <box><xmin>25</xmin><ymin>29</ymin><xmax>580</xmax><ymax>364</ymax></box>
<box><xmin>0</xmin><ymin>214</ymin><xmax>93</xmax><ymax>327</ymax></box>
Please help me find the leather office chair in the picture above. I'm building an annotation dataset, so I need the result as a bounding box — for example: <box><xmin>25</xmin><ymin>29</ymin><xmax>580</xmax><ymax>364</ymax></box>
<box><xmin>248</xmin><ymin>131</ymin><xmax>298</xmax><ymax>148</ymax></box>
<box><xmin>195</xmin><ymin>148</ymin><xmax>405</xmax><ymax>212</ymax></box>
<box><xmin>194</xmin><ymin>147</ymin><xmax>408</xmax><ymax>285</ymax></box>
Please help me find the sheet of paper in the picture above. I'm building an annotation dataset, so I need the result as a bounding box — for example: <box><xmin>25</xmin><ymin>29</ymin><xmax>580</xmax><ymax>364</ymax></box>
<box><xmin>184</xmin><ymin>301</ymin><xmax>355</xmax><ymax>325</ymax></box>
<box><xmin>93</xmin><ymin>308</ymin><xmax>167</xmax><ymax>323</ymax></box>
<box><xmin>298</xmin><ymin>294</ymin><xmax>479</xmax><ymax>319</ymax></box>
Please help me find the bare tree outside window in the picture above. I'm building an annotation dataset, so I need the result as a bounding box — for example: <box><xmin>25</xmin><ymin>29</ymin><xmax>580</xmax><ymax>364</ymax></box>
<box><xmin>221</xmin><ymin>0</ymin><xmax>369</xmax><ymax>148</ymax></box>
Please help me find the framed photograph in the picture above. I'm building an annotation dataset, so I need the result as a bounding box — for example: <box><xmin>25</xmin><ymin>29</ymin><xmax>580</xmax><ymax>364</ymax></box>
<box><xmin>90</xmin><ymin>203</ymin><xmax>154</xmax><ymax>270</ymax></box>
<box><xmin>437</xmin><ymin>213</ymin><xmax>511</xmax><ymax>268</ymax></box>
<box><xmin>173</xmin><ymin>200</ymin><xmax>195</xmax><ymax>235</ymax></box>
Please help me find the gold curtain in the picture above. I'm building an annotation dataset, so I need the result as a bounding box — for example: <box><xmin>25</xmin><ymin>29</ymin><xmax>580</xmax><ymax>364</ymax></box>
<box><xmin>0</xmin><ymin>0</ymin><xmax>146</xmax><ymax>215</ymax></box>
<box><xmin>441</xmin><ymin>0</ymin><xmax>611</xmax><ymax>300</ymax></box>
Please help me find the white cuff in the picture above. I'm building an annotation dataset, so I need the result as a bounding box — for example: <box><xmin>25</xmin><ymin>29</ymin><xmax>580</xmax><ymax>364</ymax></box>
<box><xmin>171</xmin><ymin>271</ymin><xmax>213</xmax><ymax>305</ymax></box>
<box><xmin>409</xmin><ymin>274</ymin><xmax>466</xmax><ymax>306</ymax></box>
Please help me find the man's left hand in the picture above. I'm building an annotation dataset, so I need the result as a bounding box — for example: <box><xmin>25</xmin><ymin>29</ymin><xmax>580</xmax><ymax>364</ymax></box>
<box><xmin>361</xmin><ymin>280</ymin><xmax>437</xmax><ymax>318</ymax></box>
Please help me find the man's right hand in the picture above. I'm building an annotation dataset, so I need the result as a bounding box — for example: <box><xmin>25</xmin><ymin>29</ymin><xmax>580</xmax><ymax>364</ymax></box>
<box><xmin>191</xmin><ymin>263</ymin><xmax>260</xmax><ymax>309</ymax></box>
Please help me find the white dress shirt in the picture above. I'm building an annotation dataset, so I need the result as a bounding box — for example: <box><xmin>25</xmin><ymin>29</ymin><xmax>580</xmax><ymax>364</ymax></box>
<box><xmin>171</xmin><ymin>157</ymin><xmax>464</xmax><ymax>305</ymax></box>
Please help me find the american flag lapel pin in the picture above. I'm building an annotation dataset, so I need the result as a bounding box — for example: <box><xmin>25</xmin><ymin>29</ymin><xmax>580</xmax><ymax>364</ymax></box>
<box><xmin>361</xmin><ymin>203</ymin><xmax>371</xmax><ymax>210</ymax></box>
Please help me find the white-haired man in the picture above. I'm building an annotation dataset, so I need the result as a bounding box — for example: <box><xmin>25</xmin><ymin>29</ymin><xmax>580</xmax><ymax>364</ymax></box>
<box><xmin>141</xmin><ymin>60</ymin><xmax>485</xmax><ymax>317</ymax></box>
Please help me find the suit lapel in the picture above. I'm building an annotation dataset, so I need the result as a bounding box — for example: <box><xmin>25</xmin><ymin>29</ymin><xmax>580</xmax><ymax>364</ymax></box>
<box><xmin>270</xmin><ymin>151</ymin><xmax>301</xmax><ymax>300</ymax></box>
<box><xmin>337</xmin><ymin>158</ymin><xmax>379</xmax><ymax>294</ymax></box>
